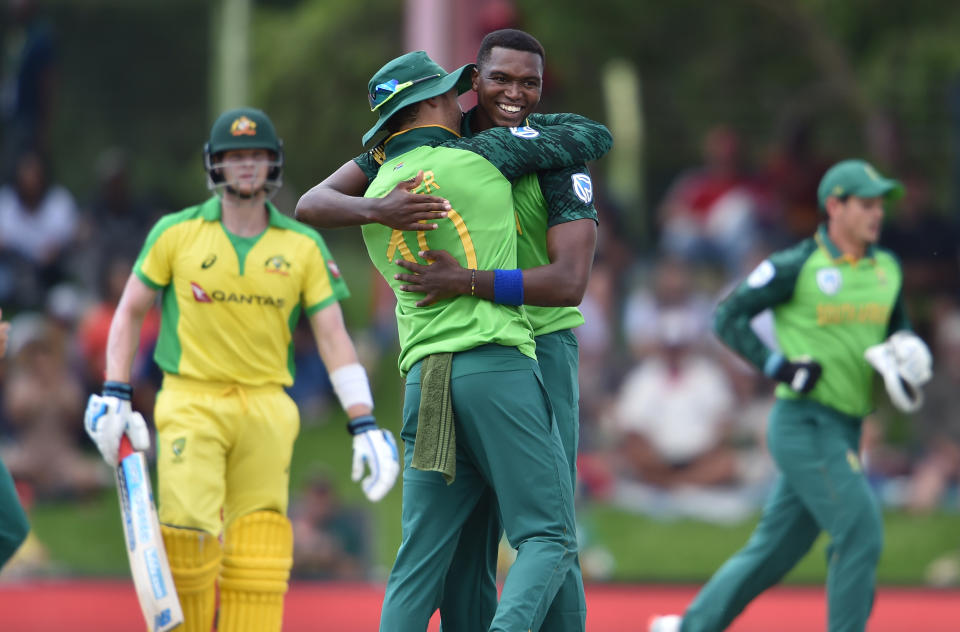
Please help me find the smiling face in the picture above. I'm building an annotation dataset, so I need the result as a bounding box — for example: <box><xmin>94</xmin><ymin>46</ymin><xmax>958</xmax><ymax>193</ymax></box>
<box><xmin>472</xmin><ymin>46</ymin><xmax>543</xmax><ymax>131</ymax></box>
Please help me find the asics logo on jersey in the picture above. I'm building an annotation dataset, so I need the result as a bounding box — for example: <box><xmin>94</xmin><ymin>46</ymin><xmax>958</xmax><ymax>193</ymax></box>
<box><xmin>571</xmin><ymin>173</ymin><xmax>593</xmax><ymax>204</ymax></box>
<box><xmin>191</xmin><ymin>282</ymin><xmax>213</xmax><ymax>303</ymax></box>
<box><xmin>201</xmin><ymin>254</ymin><xmax>217</xmax><ymax>269</ymax></box>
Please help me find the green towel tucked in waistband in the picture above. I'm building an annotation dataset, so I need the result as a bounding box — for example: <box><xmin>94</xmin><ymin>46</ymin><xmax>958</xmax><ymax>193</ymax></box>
<box><xmin>412</xmin><ymin>352</ymin><xmax>456</xmax><ymax>484</ymax></box>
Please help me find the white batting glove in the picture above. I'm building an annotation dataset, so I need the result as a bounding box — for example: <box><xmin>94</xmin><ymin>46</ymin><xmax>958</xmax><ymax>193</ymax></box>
<box><xmin>348</xmin><ymin>415</ymin><xmax>400</xmax><ymax>502</ymax></box>
<box><xmin>84</xmin><ymin>382</ymin><xmax>151</xmax><ymax>467</ymax></box>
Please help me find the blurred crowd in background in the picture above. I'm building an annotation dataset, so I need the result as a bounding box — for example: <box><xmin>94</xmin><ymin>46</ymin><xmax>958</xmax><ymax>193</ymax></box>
<box><xmin>1</xmin><ymin>0</ymin><xmax>960</xmax><ymax>582</ymax></box>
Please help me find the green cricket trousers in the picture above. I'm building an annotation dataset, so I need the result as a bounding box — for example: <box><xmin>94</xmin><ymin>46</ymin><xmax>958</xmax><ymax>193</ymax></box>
<box><xmin>682</xmin><ymin>398</ymin><xmax>883</xmax><ymax>632</ymax></box>
<box><xmin>379</xmin><ymin>344</ymin><xmax>578</xmax><ymax>632</ymax></box>
<box><xmin>438</xmin><ymin>330</ymin><xmax>586</xmax><ymax>632</ymax></box>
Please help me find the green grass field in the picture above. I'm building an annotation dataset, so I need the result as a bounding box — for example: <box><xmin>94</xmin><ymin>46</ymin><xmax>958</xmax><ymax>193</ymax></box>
<box><xmin>23</xmin><ymin>242</ymin><xmax>960</xmax><ymax>585</ymax></box>
<box><xmin>28</xmin><ymin>407</ymin><xmax>960</xmax><ymax>585</ymax></box>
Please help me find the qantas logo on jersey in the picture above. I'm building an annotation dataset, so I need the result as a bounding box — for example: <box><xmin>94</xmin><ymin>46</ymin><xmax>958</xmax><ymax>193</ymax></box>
<box><xmin>571</xmin><ymin>173</ymin><xmax>593</xmax><ymax>204</ymax></box>
<box><xmin>190</xmin><ymin>282</ymin><xmax>212</xmax><ymax>302</ymax></box>
<box><xmin>190</xmin><ymin>281</ymin><xmax>286</xmax><ymax>308</ymax></box>
<box><xmin>327</xmin><ymin>260</ymin><xmax>341</xmax><ymax>278</ymax></box>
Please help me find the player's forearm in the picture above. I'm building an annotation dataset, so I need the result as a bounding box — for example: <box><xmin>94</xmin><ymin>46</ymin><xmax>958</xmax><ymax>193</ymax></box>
<box><xmin>311</xmin><ymin>306</ymin><xmax>372</xmax><ymax>418</ymax></box>
<box><xmin>713</xmin><ymin>300</ymin><xmax>771</xmax><ymax>372</ymax></box>
<box><xmin>104</xmin><ymin>305</ymin><xmax>146</xmax><ymax>383</ymax></box>
<box><xmin>295</xmin><ymin>183</ymin><xmax>379</xmax><ymax>228</ymax></box>
<box><xmin>517</xmin><ymin>263</ymin><xmax>589</xmax><ymax>307</ymax></box>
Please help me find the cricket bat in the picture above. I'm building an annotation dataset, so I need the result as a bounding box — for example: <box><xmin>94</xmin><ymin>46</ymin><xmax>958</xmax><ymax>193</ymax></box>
<box><xmin>116</xmin><ymin>435</ymin><xmax>184</xmax><ymax>631</ymax></box>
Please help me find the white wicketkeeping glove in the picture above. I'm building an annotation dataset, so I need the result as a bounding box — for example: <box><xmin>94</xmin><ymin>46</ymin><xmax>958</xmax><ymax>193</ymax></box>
<box><xmin>348</xmin><ymin>415</ymin><xmax>400</xmax><ymax>502</ymax></box>
<box><xmin>84</xmin><ymin>382</ymin><xmax>151</xmax><ymax>467</ymax></box>
<box><xmin>864</xmin><ymin>331</ymin><xmax>933</xmax><ymax>413</ymax></box>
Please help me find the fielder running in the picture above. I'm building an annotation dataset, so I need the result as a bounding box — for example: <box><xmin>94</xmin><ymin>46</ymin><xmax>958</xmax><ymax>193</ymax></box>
<box><xmin>83</xmin><ymin>107</ymin><xmax>399</xmax><ymax>632</ymax></box>
<box><xmin>650</xmin><ymin>159</ymin><xmax>933</xmax><ymax>632</ymax></box>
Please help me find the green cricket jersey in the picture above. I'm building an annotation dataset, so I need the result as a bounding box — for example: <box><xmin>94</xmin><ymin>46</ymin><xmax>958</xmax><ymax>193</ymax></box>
<box><xmin>714</xmin><ymin>224</ymin><xmax>910</xmax><ymax>418</ymax></box>
<box><xmin>358</xmin><ymin>108</ymin><xmax>600</xmax><ymax>338</ymax></box>
<box><xmin>361</xmin><ymin>117</ymin><xmax>611</xmax><ymax>374</ymax></box>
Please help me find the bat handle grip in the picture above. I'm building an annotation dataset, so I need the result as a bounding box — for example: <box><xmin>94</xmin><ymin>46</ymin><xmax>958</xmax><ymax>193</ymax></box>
<box><xmin>118</xmin><ymin>435</ymin><xmax>135</xmax><ymax>461</ymax></box>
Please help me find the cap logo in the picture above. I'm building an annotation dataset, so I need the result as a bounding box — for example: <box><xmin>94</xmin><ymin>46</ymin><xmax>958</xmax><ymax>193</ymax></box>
<box><xmin>230</xmin><ymin>116</ymin><xmax>257</xmax><ymax>136</ymax></box>
<box><xmin>832</xmin><ymin>185</ymin><xmax>844</xmax><ymax>196</ymax></box>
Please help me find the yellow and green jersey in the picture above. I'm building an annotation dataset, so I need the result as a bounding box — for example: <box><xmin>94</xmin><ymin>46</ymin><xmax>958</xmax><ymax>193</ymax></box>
<box><xmin>134</xmin><ymin>197</ymin><xmax>349</xmax><ymax>386</ymax></box>
<box><xmin>360</xmin><ymin>117</ymin><xmax>611</xmax><ymax>374</ymax></box>
<box><xmin>356</xmin><ymin>108</ymin><xmax>600</xmax><ymax>338</ymax></box>
<box><xmin>714</xmin><ymin>224</ymin><xmax>910</xmax><ymax>418</ymax></box>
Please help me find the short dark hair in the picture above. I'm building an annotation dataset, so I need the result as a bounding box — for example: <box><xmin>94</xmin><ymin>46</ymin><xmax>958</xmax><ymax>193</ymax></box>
<box><xmin>384</xmin><ymin>101</ymin><xmax>422</xmax><ymax>136</ymax></box>
<box><xmin>476</xmin><ymin>29</ymin><xmax>545</xmax><ymax>70</ymax></box>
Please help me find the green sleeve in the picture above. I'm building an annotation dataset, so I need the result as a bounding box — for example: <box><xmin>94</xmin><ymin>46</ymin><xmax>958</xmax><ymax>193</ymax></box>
<box><xmin>886</xmin><ymin>287</ymin><xmax>912</xmax><ymax>335</ymax></box>
<box><xmin>713</xmin><ymin>239</ymin><xmax>815</xmax><ymax>371</ymax></box>
<box><xmin>352</xmin><ymin>142</ymin><xmax>386</xmax><ymax>183</ymax></box>
<box><xmin>538</xmin><ymin>165</ymin><xmax>598</xmax><ymax>227</ymax></box>
<box><xmin>448</xmin><ymin>113</ymin><xmax>613</xmax><ymax>181</ymax></box>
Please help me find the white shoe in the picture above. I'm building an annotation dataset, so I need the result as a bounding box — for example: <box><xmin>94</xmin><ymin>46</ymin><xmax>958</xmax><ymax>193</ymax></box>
<box><xmin>648</xmin><ymin>614</ymin><xmax>682</xmax><ymax>632</ymax></box>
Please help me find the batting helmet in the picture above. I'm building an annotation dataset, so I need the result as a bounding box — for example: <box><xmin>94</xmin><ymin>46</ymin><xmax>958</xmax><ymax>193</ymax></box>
<box><xmin>203</xmin><ymin>107</ymin><xmax>284</xmax><ymax>195</ymax></box>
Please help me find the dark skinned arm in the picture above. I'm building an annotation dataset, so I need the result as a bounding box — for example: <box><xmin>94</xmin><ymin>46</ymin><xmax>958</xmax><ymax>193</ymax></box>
<box><xmin>394</xmin><ymin>218</ymin><xmax>597</xmax><ymax>307</ymax></box>
<box><xmin>294</xmin><ymin>161</ymin><xmax>451</xmax><ymax>231</ymax></box>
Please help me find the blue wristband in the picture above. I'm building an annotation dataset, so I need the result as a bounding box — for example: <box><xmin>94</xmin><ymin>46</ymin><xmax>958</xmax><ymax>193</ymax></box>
<box><xmin>493</xmin><ymin>269</ymin><xmax>524</xmax><ymax>306</ymax></box>
<box><xmin>347</xmin><ymin>414</ymin><xmax>377</xmax><ymax>436</ymax></box>
<box><xmin>103</xmin><ymin>381</ymin><xmax>133</xmax><ymax>401</ymax></box>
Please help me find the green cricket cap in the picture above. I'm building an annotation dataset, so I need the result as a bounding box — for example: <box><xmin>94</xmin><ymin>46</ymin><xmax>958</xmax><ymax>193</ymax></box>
<box><xmin>207</xmin><ymin>107</ymin><xmax>281</xmax><ymax>155</ymax></box>
<box><xmin>816</xmin><ymin>159</ymin><xmax>904</xmax><ymax>209</ymax></box>
<box><xmin>362</xmin><ymin>51</ymin><xmax>474</xmax><ymax>146</ymax></box>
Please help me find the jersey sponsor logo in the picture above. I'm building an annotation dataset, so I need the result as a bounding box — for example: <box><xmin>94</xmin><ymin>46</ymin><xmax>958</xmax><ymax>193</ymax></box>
<box><xmin>190</xmin><ymin>282</ymin><xmax>213</xmax><ymax>302</ymax></box>
<box><xmin>746</xmin><ymin>260</ymin><xmax>775</xmax><ymax>288</ymax></box>
<box><xmin>816</xmin><ymin>302</ymin><xmax>890</xmax><ymax>326</ymax></box>
<box><xmin>509</xmin><ymin>126</ymin><xmax>540</xmax><ymax>139</ymax></box>
<box><xmin>264</xmin><ymin>255</ymin><xmax>291</xmax><ymax>276</ymax></box>
<box><xmin>393</xmin><ymin>162</ymin><xmax>405</xmax><ymax>171</ymax></box>
<box><xmin>327</xmin><ymin>260</ymin><xmax>342</xmax><ymax>279</ymax></box>
<box><xmin>571</xmin><ymin>173</ymin><xmax>593</xmax><ymax>204</ymax></box>
<box><xmin>210</xmin><ymin>290</ymin><xmax>286</xmax><ymax>308</ymax></box>
<box><xmin>230</xmin><ymin>116</ymin><xmax>257</xmax><ymax>136</ymax></box>
<box><xmin>201</xmin><ymin>254</ymin><xmax>217</xmax><ymax>269</ymax></box>
<box><xmin>816</xmin><ymin>267</ymin><xmax>842</xmax><ymax>295</ymax></box>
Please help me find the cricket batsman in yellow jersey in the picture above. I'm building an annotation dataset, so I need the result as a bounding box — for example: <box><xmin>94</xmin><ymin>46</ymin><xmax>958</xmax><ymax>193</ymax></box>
<box><xmin>83</xmin><ymin>107</ymin><xmax>399</xmax><ymax>632</ymax></box>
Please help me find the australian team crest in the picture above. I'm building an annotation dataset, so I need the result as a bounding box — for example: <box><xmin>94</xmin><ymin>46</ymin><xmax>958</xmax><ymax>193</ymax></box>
<box><xmin>816</xmin><ymin>267</ymin><xmax>842</xmax><ymax>295</ymax></box>
<box><xmin>265</xmin><ymin>254</ymin><xmax>291</xmax><ymax>276</ymax></box>
<box><xmin>230</xmin><ymin>115</ymin><xmax>257</xmax><ymax>136</ymax></box>
<box><xmin>571</xmin><ymin>173</ymin><xmax>593</xmax><ymax>204</ymax></box>
<box><xmin>509</xmin><ymin>126</ymin><xmax>540</xmax><ymax>139</ymax></box>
